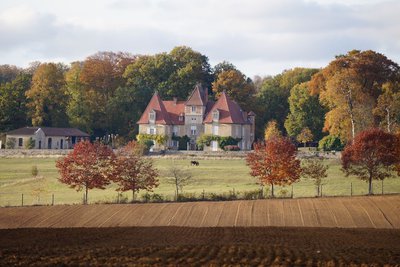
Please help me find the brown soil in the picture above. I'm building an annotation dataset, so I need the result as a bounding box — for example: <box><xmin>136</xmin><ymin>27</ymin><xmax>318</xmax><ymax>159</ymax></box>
<box><xmin>1</xmin><ymin>226</ymin><xmax>399</xmax><ymax>266</ymax></box>
<box><xmin>1</xmin><ymin>195</ymin><xmax>400</xmax><ymax>229</ymax></box>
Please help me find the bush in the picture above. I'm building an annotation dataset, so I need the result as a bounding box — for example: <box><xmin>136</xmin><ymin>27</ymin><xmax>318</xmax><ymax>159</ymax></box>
<box><xmin>224</xmin><ymin>145</ymin><xmax>240</xmax><ymax>151</ymax></box>
<box><xmin>31</xmin><ymin>165</ymin><xmax>39</xmax><ymax>177</ymax></box>
<box><xmin>219</xmin><ymin>136</ymin><xmax>241</xmax><ymax>150</ymax></box>
<box><xmin>172</xmin><ymin>135</ymin><xmax>191</xmax><ymax>150</ymax></box>
<box><xmin>318</xmin><ymin>135</ymin><xmax>345</xmax><ymax>151</ymax></box>
<box><xmin>6</xmin><ymin>137</ymin><xmax>16</xmax><ymax>149</ymax></box>
<box><xmin>25</xmin><ymin>137</ymin><xmax>35</xmax><ymax>149</ymax></box>
<box><xmin>242</xmin><ymin>190</ymin><xmax>262</xmax><ymax>200</ymax></box>
<box><xmin>141</xmin><ymin>192</ymin><xmax>165</xmax><ymax>203</ymax></box>
<box><xmin>177</xmin><ymin>193</ymin><xmax>198</xmax><ymax>202</ymax></box>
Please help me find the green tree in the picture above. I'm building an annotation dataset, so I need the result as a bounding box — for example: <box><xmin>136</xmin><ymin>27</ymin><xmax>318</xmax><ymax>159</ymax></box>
<box><xmin>284</xmin><ymin>82</ymin><xmax>326</xmax><ymax>140</ymax></box>
<box><xmin>0</xmin><ymin>73</ymin><xmax>31</xmax><ymax>132</ymax></box>
<box><xmin>25</xmin><ymin>63</ymin><xmax>68</xmax><ymax>127</ymax></box>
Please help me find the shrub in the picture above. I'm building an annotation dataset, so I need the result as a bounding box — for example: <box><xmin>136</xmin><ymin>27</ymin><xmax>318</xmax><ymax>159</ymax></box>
<box><xmin>6</xmin><ymin>137</ymin><xmax>16</xmax><ymax>149</ymax></box>
<box><xmin>172</xmin><ymin>135</ymin><xmax>191</xmax><ymax>150</ymax></box>
<box><xmin>25</xmin><ymin>137</ymin><xmax>35</xmax><ymax>149</ymax></box>
<box><xmin>219</xmin><ymin>136</ymin><xmax>241</xmax><ymax>150</ymax></box>
<box><xmin>31</xmin><ymin>165</ymin><xmax>39</xmax><ymax>177</ymax></box>
<box><xmin>242</xmin><ymin>190</ymin><xmax>262</xmax><ymax>200</ymax></box>
<box><xmin>177</xmin><ymin>193</ymin><xmax>198</xmax><ymax>202</ymax></box>
<box><xmin>318</xmin><ymin>135</ymin><xmax>345</xmax><ymax>151</ymax></box>
<box><xmin>224</xmin><ymin>145</ymin><xmax>240</xmax><ymax>151</ymax></box>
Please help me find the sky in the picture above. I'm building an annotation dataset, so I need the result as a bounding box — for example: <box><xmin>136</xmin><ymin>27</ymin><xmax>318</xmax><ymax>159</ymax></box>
<box><xmin>0</xmin><ymin>0</ymin><xmax>399</xmax><ymax>77</ymax></box>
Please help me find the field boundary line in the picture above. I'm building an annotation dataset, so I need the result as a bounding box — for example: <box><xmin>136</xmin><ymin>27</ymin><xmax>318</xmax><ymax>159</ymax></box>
<box><xmin>234</xmin><ymin>201</ymin><xmax>242</xmax><ymax>227</ymax></box>
<box><xmin>368</xmin><ymin>198</ymin><xmax>394</xmax><ymax>228</ymax></box>
<box><xmin>200</xmin><ymin>205</ymin><xmax>209</xmax><ymax>227</ymax></box>
<box><xmin>167</xmin><ymin>203</ymin><xmax>184</xmax><ymax>226</ymax></box>
<box><xmin>296</xmin><ymin>199</ymin><xmax>305</xmax><ymax>227</ymax></box>
<box><xmin>97</xmin><ymin>206</ymin><xmax>127</xmax><ymax>227</ymax></box>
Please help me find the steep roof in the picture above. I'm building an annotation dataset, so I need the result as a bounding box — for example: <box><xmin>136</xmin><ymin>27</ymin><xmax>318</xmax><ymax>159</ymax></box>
<box><xmin>163</xmin><ymin>100</ymin><xmax>186</xmax><ymax>125</ymax></box>
<box><xmin>185</xmin><ymin>83</ymin><xmax>207</xmax><ymax>106</ymax></box>
<box><xmin>137</xmin><ymin>92</ymin><xmax>172</xmax><ymax>124</ymax></box>
<box><xmin>203</xmin><ymin>91</ymin><xmax>250</xmax><ymax>124</ymax></box>
<box><xmin>6</xmin><ymin>127</ymin><xmax>89</xmax><ymax>137</ymax></box>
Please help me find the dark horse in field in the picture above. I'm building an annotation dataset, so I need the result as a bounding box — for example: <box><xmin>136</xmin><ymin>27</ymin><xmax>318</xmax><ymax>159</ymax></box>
<box><xmin>190</xmin><ymin>160</ymin><xmax>199</xmax><ymax>166</ymax></box>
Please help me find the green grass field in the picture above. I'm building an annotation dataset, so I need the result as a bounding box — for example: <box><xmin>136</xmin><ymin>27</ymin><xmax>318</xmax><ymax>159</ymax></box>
<box><xmin>0</xmin><ymin>157</ymin><xmax>399</xmax><ymax>206</ymax></box>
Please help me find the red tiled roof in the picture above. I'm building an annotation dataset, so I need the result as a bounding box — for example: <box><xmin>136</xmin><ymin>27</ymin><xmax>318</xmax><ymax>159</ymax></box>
<box><xmin>185</xmin><ymin>84</ymin><xmax>207</xmax><ymax>106</ymax></box>
<box><xmin>163</xmin><ymin>100</ymin><xmax>186</xmax><ymax>125</ymax></box>
<box><xmin>6</xmin><ymin>127</ymin><xmax>89</xmax><ymax>137</ymax></box>
<box><xmin>137</xmin><ymin>92</ymin><xmax>172</xmax><ymax>124</ymax></box>
<box><xmin>204</xmin><ymin>91</ymin><xmax>250</xmax><ymax>124</ymax></box>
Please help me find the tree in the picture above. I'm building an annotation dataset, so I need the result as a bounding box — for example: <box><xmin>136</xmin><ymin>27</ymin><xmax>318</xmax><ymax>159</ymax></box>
<box><xmin>302</xmin><ymin>158</ymin><xmax>329</xmax><ymax>196</ymax></box>
<box><xmin>246</xmin><ymin>137</ymin><xmax>301</xmax><ymax>197</ymax></box>
<box><xmin>0</xmin><ymin>73</ymin><xmax>31</xmax><ymax>132</ymax></box>
<box><xmin>341</xmin><ymin>128</ymin><xmax>400</xmax><ymax>195</ymax></box>
<box><xmin>212</xmin><ymin>69</ymin><xmax>256</xmax><ymax>112</ymax></box>
<box><xmin>114</xmin><ymin>141</ymin><xmax>159</xmax><ymax>201</ymax></box>
<box><xmin>373</xmin><ymin>82</ymin><xmax>400</xmax><ymax>133</ymax></box>
<box><xmin>297</xmin><ymin>127</ymin><xmax>313</xmax><ymax>147</ymax></box>
<box><xmin>56</xmin><ymin>141</ymin><xmax>117</xmax><ymax>204</ymax></box>
<box><xmin>25</xmin><ymin>63</ymin><xmax>69</xmax><ymax>127</ymax></box>
<box><xmin>318</xmin><ymin>135</ymin><xmax>345</xmax><ymax>151</ymax></box>
<box><xmin>284</xmin><ymin>82</ymin><xmax>326</xmax><ymax>140</ymax></box>
<box><xmin>264</xmin><ymin>120</ymin><xmax>281</xmax><ymax>141</ymax></box>
<box><xmin>167</xmin><ymin>165</ymin><xmax>193</xmax><ymax>200</ymax></box>
<box><xmin>310</xmin><ymin>50</ymin><xmax>400</xmax><ymax>141</ymax></box>
<box><xmin>0</xmin><ymin>64</ymin><xmax>21</xmax><ymax>84</ymax></box>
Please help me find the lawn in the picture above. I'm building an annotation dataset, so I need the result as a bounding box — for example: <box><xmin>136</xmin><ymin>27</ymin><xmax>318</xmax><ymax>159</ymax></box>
<box><xmin>0</xmin><ymin>157</ymin><xmax>399</xmax><ymax>206</ymax></box>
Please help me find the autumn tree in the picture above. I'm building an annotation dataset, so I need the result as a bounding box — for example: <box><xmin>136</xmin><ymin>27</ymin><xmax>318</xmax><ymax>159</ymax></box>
<box><xmin>341</xmin><ymin>128</ymin><xmax>400</xmax><ymax>195</ymax></box>
<box><xmin>264</xmin><ymin>120</ymin><xmax>281</xmax><ymax>141</ymax></box>
<box><xmin>246</xmin><ymin>137</ymin><xmax>301</xmax><ymax>197</ymax></box>
<box><xmin>302</xmin><ymin>158</ymin><xmax>329</xmax><ymax>196</ymax></box>
<box><xmin>56</xmin><ymin>141</ymin><xmax>117</xmax><ymax>204</ymax></box>
<box><xmin>373</xmin><ymin>82</ymin><xmax>400</xmax><ymax>133</ymax></box>
<box><xmin>297</xmin><ymin>127</ymin><xmax>313</xmax><ymax>147</ymax></box>
<box><xmin>114</xmin><ymin>141</ymin><xmax>159</xmax><ymax>201</ymax></box>
<box><xmin>310</xmin><ymin>50</ymin><xmax>400</xmax><ymax>141</ymax></box>
<box><xmin>167</xmin><ymin>165</ymin><xmax>193</xmax><ymax>200</ymax></box>
<box><xmin>0</xmin><ymin>64</ymin><xmax>21</xmax><ymax>84</ymax></box>
<box><xmin>212</xmin><ymin>69</ymin><xmax>256</xmax><ymax>112</ymax></box>
<box><xmin>25</xmin><ymin>63</ymin><xmax>69</xmax><ymax>127</ymax></box>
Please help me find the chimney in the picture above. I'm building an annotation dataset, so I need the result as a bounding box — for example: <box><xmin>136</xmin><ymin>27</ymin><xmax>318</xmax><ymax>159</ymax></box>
<box><xmin>173</xmin><ymin>97</ymin><xmax>177</xmax><ymax>105</ymax></box>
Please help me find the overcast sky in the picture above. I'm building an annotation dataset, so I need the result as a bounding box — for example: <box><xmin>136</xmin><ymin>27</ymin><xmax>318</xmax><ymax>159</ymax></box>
<box><xmin>0</xmin><ymin>0</ymin><xmax>399</xmax><ymax>77</ymax></box>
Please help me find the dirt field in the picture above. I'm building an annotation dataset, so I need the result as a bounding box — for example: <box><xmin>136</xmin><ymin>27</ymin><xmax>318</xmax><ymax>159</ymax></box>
<box><xmin>1</xmin><ymin>195</ymin><xmax>399</xmax><ymax>229</ymax></box>
<box><xmin>1</xmin><ymin>195</ymin><xmax>400</xmax><ymax>266</ymax></box>
<box><xmin>1</xmin><ymin>227</ymin><xmax>399</xmax><ymax>266</ymax></box>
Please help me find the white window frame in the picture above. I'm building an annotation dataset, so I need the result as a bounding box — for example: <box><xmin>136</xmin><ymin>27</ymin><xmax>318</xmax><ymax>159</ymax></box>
<box><xmin>149</xmin><ymin>126</ymin><xmax>156</xmax><ymax>135</ymax></box>
<box><xmin>191</xmin><ymin>106</ymin><xmax>196</xmax><ymax>112</ymax></box>
<box><xmin>213</xmin><ymin>110</ymin><xmax>219</xmax><ymax>122</ymax></box>
<box><xmin>212</xmin><ymin>125</ymin><xmax>219</xmax><ymax>135</ymax></box>
<box><xmin>190</xmin><ymin>126</ymin><xmax>197</xmax><ymax>136</ymax></box>
<box><xmin>149</xmin><ymin>110</ymin><xmax>156</xmax><ymax>123</ymax></box>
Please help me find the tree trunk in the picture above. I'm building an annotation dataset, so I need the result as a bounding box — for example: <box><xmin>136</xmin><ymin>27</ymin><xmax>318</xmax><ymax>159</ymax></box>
<box><xmin>316</xmin><ymin>185</ymin><xmax>320</xmax><ymax>197</ymax></box>
<box><xmin>132</xmin><ymin>190</ymin><xmax>135</xmax><ymax>202</ymax></box>
<box><xmin>386</xmin><ymin>107</ymin><xmax>391</xmax><ymax>133</ymax></box>
<box><xmin>85</xmin><ymin>186</ymin><xmax>88</xmax><ymax>205</ymax></box>
<box><xmin>368</xmin><ymin>173</ymin><xmax>373</xmax><ymax>195</ymax></box>
<box><xmin>271</xmin><ymin>184</ymin><xmax>274</xmax><ymax>198</ymax></box>
<box><xmin>175</xmin><ymin>181</ymin><xmax>179</xmax><ymax>201</ymax></box>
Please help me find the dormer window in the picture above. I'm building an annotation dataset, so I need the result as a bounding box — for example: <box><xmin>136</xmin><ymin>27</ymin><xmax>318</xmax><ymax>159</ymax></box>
<box><xmin>178</xmin><ymin>113</ymin><xmax>184</xmax><ymax>122</ymax></box>
<box><xmin>191</xmin><ymin>106</ymin><xmax>196</xmax><ymax>112</ymax></box>
<box><xmin>149</xmin><ymin>110</ymin><xmax>156</xmax><ymax>123</ymax></box>
<box><xmin>213</xmin><ymin>110</ymin><xmax>219</xmax><ymax>122</ymax></box>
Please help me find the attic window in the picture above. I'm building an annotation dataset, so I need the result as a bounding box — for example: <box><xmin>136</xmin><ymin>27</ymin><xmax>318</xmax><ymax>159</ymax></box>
<box><xmin>179</xmin><ymin>114</ymin><xmax>184</xmax><ymax>121</ymax></box>
<box><xmin>149</xmin><ymin>110</ymin><xmax>156</xmax><ymax>122</ymax></box>
<box><xmin>191</xmin><ymin>106</ymin><xmax>196</xmax><ymax>112</ymax></box>
<box><xmin>213</xmin><ymin>110</ymin><xmax>219</xmax><ymax>122</ymax></box>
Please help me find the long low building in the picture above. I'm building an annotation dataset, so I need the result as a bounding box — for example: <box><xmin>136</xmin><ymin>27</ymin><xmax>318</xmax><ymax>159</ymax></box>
<box><xmin>5</xmin><ymin>127</ymin><xmax>89</xmax><ymax>149</ymax></box>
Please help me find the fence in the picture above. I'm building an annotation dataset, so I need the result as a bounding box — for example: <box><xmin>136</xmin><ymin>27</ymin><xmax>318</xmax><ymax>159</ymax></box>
<box><xmin>0</xmin><ymin>179</ymin><xmax>398</xmax><ymax>207</ymax></box>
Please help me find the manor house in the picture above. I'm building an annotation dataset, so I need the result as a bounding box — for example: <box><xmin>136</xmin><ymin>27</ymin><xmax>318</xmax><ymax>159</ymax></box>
<box><xmin>137</xmin><ymin>84</ymin><xmax>255</xmax><ymax>151</ymax></box>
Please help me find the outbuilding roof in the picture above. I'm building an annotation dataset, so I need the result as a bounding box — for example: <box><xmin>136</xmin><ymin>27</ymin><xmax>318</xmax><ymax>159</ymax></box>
<box><xmin>6</xmin><ymin>127</ymin><xmax>90</xmax><ymax>137</ymax></box>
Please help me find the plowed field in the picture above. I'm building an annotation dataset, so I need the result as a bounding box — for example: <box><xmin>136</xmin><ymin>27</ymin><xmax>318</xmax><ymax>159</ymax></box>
<box><xmin>1</xmin><ymin>196</ymin><xmax>400</xmax><ymax>266</ymax></box>
<box><xmin>1</xmin><ymin>227</ymin><xmax>400</xmax><ymax>266</ymax></box>
<box><xmin>1</xmin><ymin>195</ymin><xmax>399</xmax><ymax>229</ymax></box>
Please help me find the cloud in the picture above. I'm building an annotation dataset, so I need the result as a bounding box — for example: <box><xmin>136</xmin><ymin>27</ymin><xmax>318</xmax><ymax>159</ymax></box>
<box><xmin>0</xmin><ymin>0</ymin><xmax>399</xmax><ymax>76</ymax></box>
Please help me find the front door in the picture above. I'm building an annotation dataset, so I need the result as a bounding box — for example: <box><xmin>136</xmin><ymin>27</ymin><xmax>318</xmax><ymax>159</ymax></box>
<box><xmin>60</xmin><ymin>139</ymin><xmax>63</xmax><ymax>149</ymax></box>
<box><xmin>38</xmin><ymin>141</ymin><xmax>41</xmax><ymax>149</ymax></box>
<box><xmin>47</xmin><ymin>138</ymin><xmax>52</xmax><ymax>149</ymax></box>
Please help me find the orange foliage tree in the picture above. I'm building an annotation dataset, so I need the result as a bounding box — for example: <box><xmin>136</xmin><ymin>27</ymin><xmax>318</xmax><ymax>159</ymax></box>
<box><xmin>246</xmin><ymin>137</ymin><xmax>301</xmax><ymax>197</ymax></box>
<box><xmin>56</xmin><ymin>141</ymin><xmax>117</xmax><ymax>204</ymax></box>
<box><xmin>114</xmin><ymin>141</ymin><xmax>159</xmax><ymax>201</ymax></box>
<box><xmin>341</xmin><ymin>128</ymin><xmax>400</xmax><ymax>195</ymax></box>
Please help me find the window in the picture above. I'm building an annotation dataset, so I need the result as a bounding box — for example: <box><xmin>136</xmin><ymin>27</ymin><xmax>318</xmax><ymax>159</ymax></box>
<box><xmin>149</xmin><ymin>110</ymin><xmax>155</xmax><ymax>122</ymax></box>
<box><xmin>191</xmin><ymin>117</ymin><xmax>196</xmax><ymax>121</ymax></box>
<box><xmin>212</xmin><ymin>125</ymin><xmax>219</xmax><ymax>135</ymax></box>
<box><xmin>173</xmin><ymin>126</ymin><xmax>178</xmax><ymax>135</ymax></box>
<box><xmin>149</xmin><ymin>127</ymin><xmax>156</xmax><ymax>135</ymax></box>
<box><xmin>179</xmin><ymin>114</ymin><xmax>184</xmax><ymax>121</ymax></box>
<box><xmin>213</xmin><ymin>110</ymin><xmax>219</xmax><ymax>121</ymax></box>
<box><xmin>191</xmin><ymin>106</ymin><xmax>196</xmax><ymax>112</ymax></box>
<box><xmin>18</xmin><ymin>138</ymin><xmax>23</xmax><ymax>147</ymax></box>
<box><xmin>190</xmin><ymin>126</ymin><xmax>197</xmax><ymax>136</ymax></box>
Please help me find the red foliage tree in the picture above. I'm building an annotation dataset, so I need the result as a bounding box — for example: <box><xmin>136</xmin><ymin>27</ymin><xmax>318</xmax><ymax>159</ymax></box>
<box><xmin>341</xmin><ymin>128</ymin><xmax>400</xmax><ymax>195</ymax></box>
<box><xmin>56</xmin><ymin>141</ymin><xmax>117</xmax><ymax>204</ymax></box>
<box><xmin>246</xmin><ymin>137</ymin><xmax>301</xmax><ymax>197</ymax></box>
<box><xmin>114</xmin><ymin>141</ymin><xmax>159</xmax><ymax>201</ymax></box>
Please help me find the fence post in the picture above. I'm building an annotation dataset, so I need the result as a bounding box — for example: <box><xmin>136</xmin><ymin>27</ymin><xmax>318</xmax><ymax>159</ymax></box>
<box><xmin>117</xmin><ymin>193</ymin><xmax>120</xmax><ymax>204</ymax></box>
<box><xmin>21</xmin><ymin>194</ymin><xmax>24</xmax><ymax>206</ymax></box>
<box><xmin>382</xmin><ymin>180</ymin><xmax>384</xmax><ymax>195</ymax></box>
<box><xmin>351</xmin><ymin>182</ymin><xmax>353</xmax><ymax>197</ymax></box>
<box><xmin>320</xmin><ymin>185</ymin><xmax>323</xmax><ymax>197</ymax></box>
<box><xmin>202</xmin><ymin>189</ymin><xmax>205</xmax><ymax>200</ymax></box>
<box><xmin>291</xmin><ymin>185</ymin><xmax>294</xmax><ymax>198</ymax></box>
<box><xmin>52</xmin><ymin>194</ymin><xmax>54</xmax><ymax>206</ymax></box>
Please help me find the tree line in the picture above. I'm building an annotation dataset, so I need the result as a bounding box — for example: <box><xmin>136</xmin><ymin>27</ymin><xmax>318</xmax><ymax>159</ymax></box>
<box><xmin>1</xmin><ymin>47</ymin><xmax>399</xmax><ymax>146</ymax></box>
